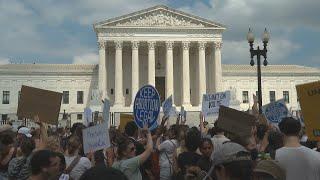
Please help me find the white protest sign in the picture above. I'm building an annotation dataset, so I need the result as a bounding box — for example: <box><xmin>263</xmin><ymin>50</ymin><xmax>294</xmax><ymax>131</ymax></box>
<box><xmin>102</xmin><ymin>98</ymin><xmax>110</xmax><ymax>127</ymax></box>
<box><xmin>82</xmin><ymin>123</ymin><xmax>110</xmax><ymax>154</ymax></box>
<box><xmin>84</xmin><ymin>107</ymin><xmax>92</xmax><ymax>127</ymax></box>
<box><xmin>202</xmin><ymin>91</ymin><xmax>231</xmax><ymax>117</ymax></box>
<box><xmin>162</xmin><ymin>95</ymin><xmax>173</xmax><ymax>118</ymax></box>
<box><xmin>262</xmin><ymin>99</ymin><xmax>289</xmax><ymax>124</ymax></box>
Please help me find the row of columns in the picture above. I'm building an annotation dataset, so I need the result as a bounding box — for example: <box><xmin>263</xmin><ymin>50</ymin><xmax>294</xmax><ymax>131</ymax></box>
<box><xmin>98</xmin><ymin>40</ymin><xmax>222</xmax><ymax>107</ymax></box>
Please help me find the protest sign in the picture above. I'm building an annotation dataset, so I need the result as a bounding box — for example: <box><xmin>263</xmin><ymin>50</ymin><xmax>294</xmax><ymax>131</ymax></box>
<box><xmin>262</xmin><ymin>99</ymin><xmax>289</xmax><ymax>124</ymax></box>
<box><xmin>216</xmin><ymin>106</ymin><xmax>256</xmax><ymax>137</ymax></box>
<box><xmin>84</xmin><ymin>107</ymin><xmax>92</xmax><ymax>127</ymax></box>
<box><xmin>17</xmin><ymin>85</ymin><xmax>62</xmax><ymax>125</ymax></box>
<box><xmin>119</xmin><ymin>114</ymin><xmax>134</xmax><ymax>132</ymax></box>
<box><xmin>202</xmin><ymin>91</ymin><xmax>231</xmax><ymax>117</ymax></box>
<box><xmin>82</xmin><ymin>123</ymin><xmax>110</xmax><ymax>154</ymax></box>
<box><xmin>162</xmin><ymin>95</ymin><xmax>173</xmax><ymax>118</ymax></box>
<box><xmin>296</xmin><ymin>81</ymin><xmax>320</xmax><ymax>140</ymax></box>
<box><xmin>102</xmin><ymin>98</ymin><xmax>110</xmax><ymax>127</ymax></box>
<box><xmin>133</xmin><ymin>85</ymin><xmax>160</xmax><ymax>130</ymax></box>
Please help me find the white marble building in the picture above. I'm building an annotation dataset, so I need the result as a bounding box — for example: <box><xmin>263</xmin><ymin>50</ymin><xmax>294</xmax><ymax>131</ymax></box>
<box><xmin>0</xmin><ymin>5</ymin><xmax>319</xmax><ymax>125</ymax></box>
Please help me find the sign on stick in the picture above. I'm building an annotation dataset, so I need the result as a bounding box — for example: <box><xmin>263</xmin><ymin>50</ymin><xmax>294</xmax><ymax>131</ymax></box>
<box><xmin>262</xmin><ymin>99</ymin><xmax>289</xmax><ymax>124</ymax></box>
<box><xmin>202</xmin><ymin>91</ymin><xmax>231</xmax><ymax>117</ymax></box>
<box><xmin>17</xmin><ymin>85</ymin><xmax>62</xmax><ymax>125</ymax></box>
<box><xmin>82</xmin><ymin>123</ymin><xmax>110</xmax><ymax>154</ymax></box>
<box><xmin>133</xmin><ymin>85</ymin><xmax>160</xmax><ymax>130</ymax></box>
<box><xmin>162</xmin><ymin>95</ymin><xmax>173</xmax><ymax>118</ymax></box>
<box><xmin>296</xmin><ymin>81</ymin><xmax>320</xmax><ymax>140</ymax></box>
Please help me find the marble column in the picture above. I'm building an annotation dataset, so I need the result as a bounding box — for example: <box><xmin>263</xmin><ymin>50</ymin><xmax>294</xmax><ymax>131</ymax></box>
<box><xmin>165</xmin><ymin>41</ymin><xmax>174</xmax><ymax>100</ymax></box>
<box><xmin>198</xmin><ymin>41</ymin><xmax>206</xmax><ymax>105</ymax></box>
<box><xmin>131</xmin><ymin>41</ymin><xmax>139</xmax><ymax>105</ymax></box>
<box><xmin>214</xmin><ymin>41</ymin><xmax>223</xmax><ymax>93</ymax></box>
<box><xmin>148</xmin><ymin>41</ymin><xmax>156</xmax><ymax>86</ymax></box>
<box><xmin>182</xmin><ymin>41</ymin><xmax>191</xmax><ymax>106</ymax></box>
<box><xmin>114</xmin><ymin>41</ymin><xmax>123</xmax><ymax>106</ymax></box>
<box><xmin>98</xmin><ymin>40</ymin><xmax>107</xmax><ymax>99</ymax></box>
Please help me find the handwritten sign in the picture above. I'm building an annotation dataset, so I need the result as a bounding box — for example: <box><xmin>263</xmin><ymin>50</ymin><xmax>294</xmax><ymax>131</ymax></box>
<box><xmin>296</xmin><ymin>81</ymin><xmax>320</xmax><ymax>140</ymax></box>
<box><xmin>262</xmin><ymin>100</ymin><xmax>288</xmax><ymax>124</ymax></box>
<box><xmin>17</xmin><ymin>85</ymin><xmax>62</xmax><ymax>125</ymax></box>
<box><xmin>162</xmin><ymin>95</ymin><xmax>173</xmax><ymax>118</ymax></box>
<box><xmin>202</xmin><ymin>91</ymin><xmax>231</xmax><ymax>117</ymax></box>
<box><xmin>82</xmin><ymin>123</ymin><xmax>110</xmax><ymax>154</ymax></box>
<box><xmin>133</xmin><ymin>85</ymin><xmax>160</xmax><ymax>130</ymax></box>
<box><xmin>84</xmin><ymin>107</ymin><xmax>92</xmax><ymax>127</ymax></box>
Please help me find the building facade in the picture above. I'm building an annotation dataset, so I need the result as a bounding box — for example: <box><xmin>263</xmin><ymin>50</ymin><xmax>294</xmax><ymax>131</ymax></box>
<box><xmin>0</xmin><ymin>5</ymin><xmax>319</xmax><ymax>125</ymax></box>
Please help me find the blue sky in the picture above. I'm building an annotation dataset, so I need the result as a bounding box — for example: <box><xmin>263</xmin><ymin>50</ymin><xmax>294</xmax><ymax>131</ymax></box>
<box><xmin>0</xmin><ymin>0</ymin><xmax>319</xmax><ymax>67</ymax></box>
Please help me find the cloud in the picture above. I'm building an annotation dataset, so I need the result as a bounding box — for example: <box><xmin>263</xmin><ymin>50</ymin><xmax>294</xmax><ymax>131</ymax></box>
<box><xmin>0</xmin><ymin>57</ymin><xmax>9</xmax><ymax>65</ymax></box>
<box><xmin>73</xmin><ymin>53</ymin><xmax>99</xmax><ymax>64</ymax></box>
<box><xmin>222</xmin><ymin>38</ymin><xmax>300</xmax><ymax>64</ymax></box>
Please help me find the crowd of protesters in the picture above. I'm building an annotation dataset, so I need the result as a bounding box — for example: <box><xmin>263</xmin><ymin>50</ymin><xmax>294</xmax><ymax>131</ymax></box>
<box><xmin>1</xmin><ymin>110</ymin><xmax>320</xmax><ymax>180</ymax></box>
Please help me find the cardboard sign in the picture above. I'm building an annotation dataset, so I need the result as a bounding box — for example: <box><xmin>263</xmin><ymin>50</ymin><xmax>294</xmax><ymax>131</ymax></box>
<box><xmin>17</xmin><ymin>85</ymin><xmax>62</xmax><ymax>125</ymax></box>
<box><xmin>82</xmin><ymin>122</ymin><xmax>110</xmax><ymax>154</ymax></box>
<box><xmin>202</xmin><ymin>91</ymin><xmax>231</xmax><ymax>117</ymax></box>
<box><xmin>133</xmin><ymin>85</ymin><xmax>160</xmax><ymax>130</ymax></box>
<box><xmin>296</xmin><ymin>81</ymin><xmax>320</xmax><ymax>140</ymax></box>
<box><xmin>84</xmin><ymin>107</ymin><xmax>92</xmax><ymax>127</ymax></box>
<box><xmin>162</xmin><ymin>95</ymin><xmax>173</xmax><ymax>118</ymax></box>
<box><xmin>262</xmin><ymin>99</ymin><xmax>289</xmax><ymax>124</ymax></box>
<box><xmin>216</xmin><ymin>106</ymin><xmax>256</xmax><ymax>137</ymax></box>
<box><xmin>102</xmin><ymin>98</ymin><xmax>110</xmax><ymax>127</ymax></box>
<box><xmin>119</xmin><ymin>114</ymin><xmax>134</xmax><ymax>132</ymax></box>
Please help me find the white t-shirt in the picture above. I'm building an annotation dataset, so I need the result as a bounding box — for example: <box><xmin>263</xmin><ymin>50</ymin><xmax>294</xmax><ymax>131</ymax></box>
<box><xmin>159</xmin><ymin>139</ymin><xmax>178</xmax><ymax>168</ymax></box>
<box><xmin>275</xmin><ymin>146</ymin><xmax>320</xmax><ymax>180</ymax></box>
<box><xmin>64</xmin><ymin>156</ymin><xmax>92</xmax><ymax>180</ymax></box>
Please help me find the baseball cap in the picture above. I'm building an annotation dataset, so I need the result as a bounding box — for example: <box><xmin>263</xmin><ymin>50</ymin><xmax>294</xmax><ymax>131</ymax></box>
<box><xmin>211</xmin><ymin>142</ymin><xmax>251</xmax><ymax>166</ymax></box>
<box><xmin>18</xmin><ymin>127</ymin><xmax>32</xmax><ymax>138</ymax></box>
<box><xmin>253</xmin><ymin>160</ymin><xmax>286</xmax><ymax>180</ymax></box>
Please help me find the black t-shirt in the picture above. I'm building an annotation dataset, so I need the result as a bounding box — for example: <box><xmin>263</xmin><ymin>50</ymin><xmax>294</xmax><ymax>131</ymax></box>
<box><xmin>197</xmin><ymin>156</ymin><xmax>212</xmax><ymax>172</ymax></box>
<box><xmin>178</xmin><ymin>151</ymin><xmax>201</xmax><ymax>173</ymax></box>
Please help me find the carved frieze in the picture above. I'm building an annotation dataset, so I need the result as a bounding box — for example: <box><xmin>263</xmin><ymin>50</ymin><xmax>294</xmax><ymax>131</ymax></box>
<box><xmin>116</xmin><ymin>10</ymin><xmax>205</xmax><ymax>27</ymax></box>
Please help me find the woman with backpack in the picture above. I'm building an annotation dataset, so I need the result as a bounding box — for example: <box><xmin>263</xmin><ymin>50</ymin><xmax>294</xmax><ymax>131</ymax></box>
<box><xmin>156</xmin><ymin>124</ymin><xmax>179</xmax><ymax>180</ymax></box>
<box><xmin>64</xmin><ymin>136</ymin><xmax>91</xmax><ymax>180</ymax></box>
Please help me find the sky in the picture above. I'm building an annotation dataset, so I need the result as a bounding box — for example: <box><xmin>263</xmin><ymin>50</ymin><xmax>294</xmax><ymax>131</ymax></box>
<box><xmin>0</xmin><ymin>0</ymin><xmax>319</xmax><ymax>67</ymax></box>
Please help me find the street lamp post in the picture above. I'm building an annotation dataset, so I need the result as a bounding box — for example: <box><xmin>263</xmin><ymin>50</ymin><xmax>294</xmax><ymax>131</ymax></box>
<box><xmin>247</xmin><ymin>28</ymin><xmax>270</xmax><ymax>114</ymax></box>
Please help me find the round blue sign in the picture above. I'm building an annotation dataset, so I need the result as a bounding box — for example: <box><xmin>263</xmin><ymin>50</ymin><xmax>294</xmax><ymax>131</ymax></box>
<box><xmin>133</xmin><ymin>85</ymin><xmax>160</xmax><ymax>130</ymax></box>
<box><xmin>264</xmin><ymin>102</ymin><xmax>288</xmax><ymax>123</ymax></box>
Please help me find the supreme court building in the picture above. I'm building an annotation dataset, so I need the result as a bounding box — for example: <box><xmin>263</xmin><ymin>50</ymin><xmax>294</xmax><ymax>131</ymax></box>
<box><xmin>1</xmin><ymin>5</ymin><xmax>320</xmax><ymax>125</ymax></box>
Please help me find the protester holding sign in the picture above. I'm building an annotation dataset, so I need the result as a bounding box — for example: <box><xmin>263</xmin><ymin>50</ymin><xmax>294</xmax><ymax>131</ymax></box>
<box><xmin>112</xmin><ymin>124</ymin><xmax>153</xmax><ymax>180</ymax></box>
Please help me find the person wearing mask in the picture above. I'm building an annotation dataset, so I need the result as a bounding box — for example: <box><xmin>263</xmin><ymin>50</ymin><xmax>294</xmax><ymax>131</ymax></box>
<box><xmin>29</xmin><ymin>150</ymin><xmax>61</xmax><ymax>180</ymax></box>
<box><xmin>64</xmin><ymin>136</ymin><xmax>91</xmax><ymax>180</ymax></box>
<box><xmin>112</xmin><ymin>125</ymin><xmax>153</xmax><ymax>180</ymax></box>
<box><xmin>275</xmin><ymin>117</ymin><xmax>320</xmax><ymax>180</ymax></box>
<box><xmin>197</xmin><ymin>138</ymin><xmax>213</xmax><ymax>172</ymax></box>
<box><xmin>156</xmin><ymin>124</ymin><xmax>179</xmax><ymax>180</ymax></box>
